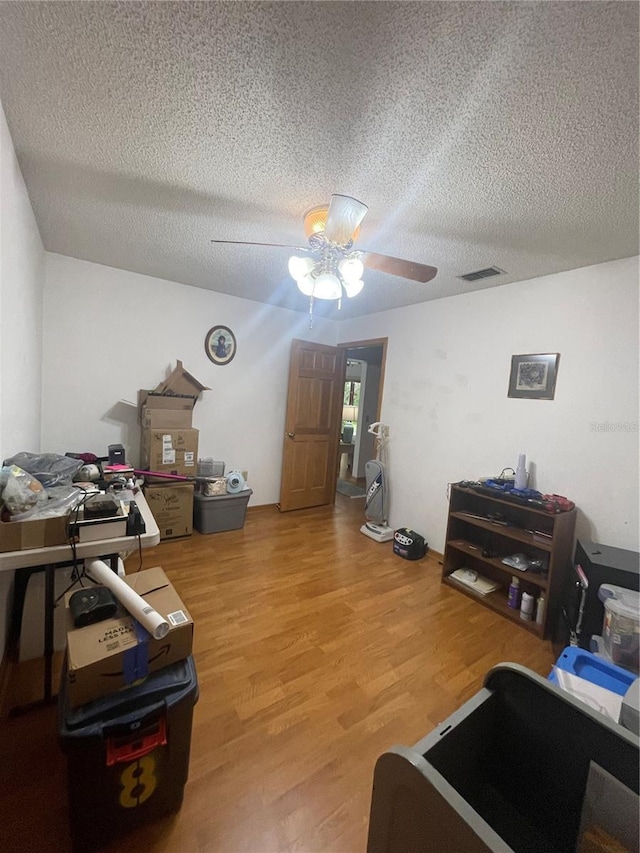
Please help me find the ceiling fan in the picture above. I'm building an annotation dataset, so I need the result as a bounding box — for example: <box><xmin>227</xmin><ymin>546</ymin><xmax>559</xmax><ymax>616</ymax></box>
<box><xmin>211</xmin><ymin>194</ymin><xmax>438</xmax><ymax>323</ymax></box>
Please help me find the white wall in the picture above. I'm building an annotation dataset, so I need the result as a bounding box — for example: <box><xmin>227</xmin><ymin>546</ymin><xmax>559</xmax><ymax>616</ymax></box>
<box><xmin>43</xmin><ymin>253</ymin><xmax>639</xmax><ymax>553</ymax></box>
<box><xmin>0</xmin><ymin>102</ymin><xmax>45</xmax><ymax>659</ymax></box>
<box><xmin>341</xmin><ymin>257</ymin><xmax>640</xmax><ymax>553</ymax></box>
<box><xmin>0</xmin><ymin>105</ymin><xmax>44</xmax><ymax>460</ymax></box>
<box><xmin>43</xmin><ymin>254</ymin><xmax>338</xmax><ymax>505</ymax></box>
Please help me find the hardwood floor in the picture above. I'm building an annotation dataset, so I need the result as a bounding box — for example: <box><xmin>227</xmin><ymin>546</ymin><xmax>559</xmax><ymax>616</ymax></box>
<box><xmin>0</xmin><ymin>494</ymin><xmax>555</xmax><ymax>852</ymax></box>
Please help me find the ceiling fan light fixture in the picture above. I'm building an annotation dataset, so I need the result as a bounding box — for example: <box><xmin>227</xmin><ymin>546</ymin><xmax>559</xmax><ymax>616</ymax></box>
<box><xmin>212</xmin><ymin>192</ymin><xmax>438</xmax><ymax>329</ymax></box>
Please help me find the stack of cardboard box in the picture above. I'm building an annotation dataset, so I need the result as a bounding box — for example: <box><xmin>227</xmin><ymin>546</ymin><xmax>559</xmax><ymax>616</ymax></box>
<box><xmin>139</xmin><ymin>361</ymin><xmax>209</xmax><ymax>540</ymax></box>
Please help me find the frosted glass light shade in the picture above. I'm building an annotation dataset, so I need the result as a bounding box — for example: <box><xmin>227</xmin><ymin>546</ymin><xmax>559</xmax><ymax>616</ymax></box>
<box><xmin>296</xmin><ymin>274</ymin><xmax>315</xmax><ymax>296</ymax></box>
<box><xmin>342</xmin><ymin>279</ymin><xmax>364</xmax><ymax>298</ymax></box>
<box><xmin>288</xmin><ymin>255</ymin><xmax>315</xmax><ymax>281</ymax></box>
<box><xmin>313</xmin><ymin>273</ymin><xmax>342</xmax><ymax>300</ymax></box>
<box><xmin>338</xmin><ymin>256</ymin><xmax>364</xmax><ymax>283</ymax></box>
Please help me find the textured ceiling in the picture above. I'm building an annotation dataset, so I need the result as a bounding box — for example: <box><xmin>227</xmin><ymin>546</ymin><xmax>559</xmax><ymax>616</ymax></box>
<box><xmin>0</xmin><ymin>1</ymin><xmax>638</xmax><ymax>320</ymax></box>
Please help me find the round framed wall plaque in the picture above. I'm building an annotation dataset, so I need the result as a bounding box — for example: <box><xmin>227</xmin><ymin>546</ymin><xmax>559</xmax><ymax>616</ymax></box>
<box><xmin>205</xmin><ymin>325</ymin><xmax>237</xmax><ymax>365</ymax></box>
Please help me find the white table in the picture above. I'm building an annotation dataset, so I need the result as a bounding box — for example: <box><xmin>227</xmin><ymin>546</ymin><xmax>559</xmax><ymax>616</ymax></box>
<box><xmin>0</xmin><ymin>491</ymin><xmax>160</xmax><ymax>713</ymax></box>
<box><xmin>0</xmin><ymin>489</ymin><xmax>159</xmax><ymax>571</ymax></box>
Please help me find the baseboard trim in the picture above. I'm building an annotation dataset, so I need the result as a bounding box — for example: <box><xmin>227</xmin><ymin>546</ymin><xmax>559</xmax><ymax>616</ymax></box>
<box><xmin>246</xmin><ymin>503</ymin><xmax>278</xmax><ymax>514</ymax></box>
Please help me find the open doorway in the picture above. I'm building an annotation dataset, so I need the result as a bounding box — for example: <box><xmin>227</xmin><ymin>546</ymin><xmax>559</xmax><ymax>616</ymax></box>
<box><xmin>336</xmin><ymin>338</ymin><xmax>387</xmax><ymax>499</ymax></box>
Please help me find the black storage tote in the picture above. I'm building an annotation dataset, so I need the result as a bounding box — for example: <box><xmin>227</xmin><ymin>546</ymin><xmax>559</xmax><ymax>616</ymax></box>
<box><xmin>58</xmin><ymin>654</ymin><xmax>198</xmax><ymax>851</ymax></box>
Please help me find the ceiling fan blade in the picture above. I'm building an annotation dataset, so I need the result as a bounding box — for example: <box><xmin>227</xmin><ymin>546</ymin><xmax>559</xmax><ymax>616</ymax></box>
<box><xmin>211</xmin><ymin>239</ymin><xmax>311</xmax><ymax>252</ymax></box>
<box><xmin>324</xmin><ymin>194</ymin><xmax>368</xmax><ymax>245</ymax></box>
<box><xmin>361</xmin><ymin>251</ymin><xmax>438</xmax><ymax>283</ymax></box>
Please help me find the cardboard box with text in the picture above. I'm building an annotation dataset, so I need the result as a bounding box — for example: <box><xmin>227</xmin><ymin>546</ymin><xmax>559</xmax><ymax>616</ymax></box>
<box><xmin>144</xmin><ymin>482</ymin><xmax>194</xmax><ymax>540</ymax></box>
<box><xmin>140</xmin><ymin>428</ymin><xmax>199</xmax><ymax>476</ymax></box>
<box><xmin>64</xmin><ymin>566</ymin><xmax>193</xmax><ymax>708</ymax></box>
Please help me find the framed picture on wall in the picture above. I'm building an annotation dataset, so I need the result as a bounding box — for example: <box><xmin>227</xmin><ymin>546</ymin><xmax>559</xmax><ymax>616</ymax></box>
<box><xmin>205</xmin><ymin>325</ymin><xmax>236</xmax><ymax>365</ymax></box>
<box><xmin>508</xmin><ymin>353</ymin><xmax>560</xmax><ymax>400</ymax></box>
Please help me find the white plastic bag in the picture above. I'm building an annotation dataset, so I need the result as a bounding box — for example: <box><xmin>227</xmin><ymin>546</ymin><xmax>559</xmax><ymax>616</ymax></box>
<box><xmin>0</xmin><ymin>465</ymin><xmax>48</xmax><ymax>515</ymax></box>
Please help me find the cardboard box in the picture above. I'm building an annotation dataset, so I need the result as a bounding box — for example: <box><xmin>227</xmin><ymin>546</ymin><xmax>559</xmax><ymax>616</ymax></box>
<box><xmin>138</xmin><ymin>360</ymin><xmax>210</xmax><ymax>428</ymax></box>
<box><xmin>154</xmin><ymin>359</ymin><xmax>210</xmax><ymax>398</ymax></box>
<box><xmin>144</xmin><ymin>483</ymin><xmax>194</xmax><ymax>540</ymax></box>
<box><xmin>0</xmin><ymin>513</ymin><xmax>69</xmax><ymax>553</ymax></box>
<box><xmin>64</xmin><ymin>566</ymin><xmax>193</xmax><ymax>708</ymax></box>
<box><xmin>140</xmin><ymin>427</ymin><xmax>199</xmax><ymax>476</ymax></box>
<box><xmin>138</xmin><ymin>391</ymin><xmax>195</xmax><ymax>429</ymax></box>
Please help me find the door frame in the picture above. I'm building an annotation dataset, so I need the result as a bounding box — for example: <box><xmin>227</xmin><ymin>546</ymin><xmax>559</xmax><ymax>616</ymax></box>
<box><xmin>336</xmin><ymin>337</ymin><xmax>388</xmax><ymax>478</ymax></box>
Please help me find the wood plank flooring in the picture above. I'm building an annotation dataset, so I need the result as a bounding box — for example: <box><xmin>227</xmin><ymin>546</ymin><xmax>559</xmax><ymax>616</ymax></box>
<box><xmin>0</xmin><ymin>493</ymin><xmax>555</xmax><ymax>852</ymax></box>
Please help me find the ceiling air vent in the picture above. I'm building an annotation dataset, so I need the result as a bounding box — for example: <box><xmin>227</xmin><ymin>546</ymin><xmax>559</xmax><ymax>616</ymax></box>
<box><xmin>458</xmin><ymin>266</ymin><xmax>505</xmax><ymax>282</ymax></box>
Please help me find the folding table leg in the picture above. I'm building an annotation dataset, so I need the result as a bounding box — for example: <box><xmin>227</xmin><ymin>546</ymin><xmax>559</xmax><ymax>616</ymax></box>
<box><xmin>9</xmin><ymin>563</ymin><xmax>57</xmax><ymax>716</ymax></box>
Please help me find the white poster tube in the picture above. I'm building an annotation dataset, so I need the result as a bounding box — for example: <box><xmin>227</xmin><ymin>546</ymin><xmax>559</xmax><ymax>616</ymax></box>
<box><xmin>86</xmin><ymin>558</ymin><xmax>170</xmax><ymax>639</ymax></box>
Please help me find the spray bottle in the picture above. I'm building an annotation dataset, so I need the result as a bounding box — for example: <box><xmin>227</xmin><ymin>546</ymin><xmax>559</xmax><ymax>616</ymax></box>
<box><xmin>515</xmin><ymin>454</ymin><xmax>528</xmax><ymax>490</ymax></box>
<box><xmin>508</xmin><ymin>577</ymin><xmax>521</xmax><ymax>609</ymax></box>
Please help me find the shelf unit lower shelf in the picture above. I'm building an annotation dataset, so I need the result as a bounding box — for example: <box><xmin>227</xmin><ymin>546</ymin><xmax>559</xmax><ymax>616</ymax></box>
<box><xmin>442</xmin><ymin>574</ymin><xmax>543</xmax><ymax>636</ymax></box>
<box><xmin>446</xmin><ymin>540</ymin><xmax>549</xmax><ymax>590</ymax></box>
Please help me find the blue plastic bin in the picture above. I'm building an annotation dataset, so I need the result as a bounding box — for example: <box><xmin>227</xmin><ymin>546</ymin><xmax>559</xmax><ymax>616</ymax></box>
<box><xmin>549</xmin><ymin>646</ymin><xmax>636</xmax><ymax>695</ymax></box>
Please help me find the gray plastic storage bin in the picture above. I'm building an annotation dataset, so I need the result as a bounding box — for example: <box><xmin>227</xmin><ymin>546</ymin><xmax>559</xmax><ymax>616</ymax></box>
<box><xmin>193</xmin><ymin>488</ymin><xmax>252</xmax><ymax>534</ymax></box>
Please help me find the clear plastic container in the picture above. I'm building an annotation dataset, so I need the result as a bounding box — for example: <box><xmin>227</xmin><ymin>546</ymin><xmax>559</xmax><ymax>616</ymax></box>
<box><xmin>599</xmin><ymin>584</ymin><xmax>640</xmax><ymax>674</ymax></box>
<box><xmin>197</xmin><ymin>458</ymin><xmax>225</xmax><ymax>478</ymax></box>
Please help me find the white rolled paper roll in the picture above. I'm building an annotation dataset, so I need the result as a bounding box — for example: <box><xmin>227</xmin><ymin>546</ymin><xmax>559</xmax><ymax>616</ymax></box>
<box><xmin>86</xmin><ymin>559</ymin><xmax>170</xmax><ymax>639</ymax></box>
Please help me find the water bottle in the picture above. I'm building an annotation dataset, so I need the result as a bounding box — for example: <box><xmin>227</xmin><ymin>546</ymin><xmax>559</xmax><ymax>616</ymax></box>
<box><xmin>536</xmin><ymin>593</ymin><xmax>545</xmax><ymax>625</ymax></box>
<box><xmin>520</xmin><ymin>591</ymin><xmax>534</xmax><ymax>621</ymax></box>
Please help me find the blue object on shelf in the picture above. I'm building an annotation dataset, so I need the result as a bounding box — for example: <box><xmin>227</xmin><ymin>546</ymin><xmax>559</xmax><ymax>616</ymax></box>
<box><xmin>549</xmin><ymin>646</ymin><xmax>636</xmax><ymax>696</ymax></box>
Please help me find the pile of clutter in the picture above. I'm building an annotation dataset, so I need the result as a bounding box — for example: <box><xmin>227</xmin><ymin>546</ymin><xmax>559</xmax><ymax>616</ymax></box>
<box><xmin>0</xmin><ymin>450</ymin><xmax>145</xmax><ymax>553</ymax></box>
<box><xmin>0</xmin><ymin>452</ymin><xmax>86</xmax><ymax>524</ymax></box>
<box><xmin>196</xmin><ymin>459</ymin><xmax>247</xmax><ymax>496</ymax></box>
<box><xmin>136</xmin><ymin>361</ymin><xmax>251</xmax><ymax>539</ymax></box>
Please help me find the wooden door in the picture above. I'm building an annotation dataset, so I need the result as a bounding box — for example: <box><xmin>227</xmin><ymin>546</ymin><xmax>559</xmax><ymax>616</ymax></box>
<box><xmin>278</xmin><ymin>339</ymin><xmax>345</xmax><ymax>512</ymax></box>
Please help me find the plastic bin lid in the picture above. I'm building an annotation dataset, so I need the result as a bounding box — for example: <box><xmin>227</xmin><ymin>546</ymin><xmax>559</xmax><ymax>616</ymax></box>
<box><xmin>598</xmin><ymin>584</ymin><xmax>640</xmax><ymax>620</ymax></box>
<box><xmin>552</xmin><ymin>645</ymin><xmax>636</xmax><ymax>695</ymax></box>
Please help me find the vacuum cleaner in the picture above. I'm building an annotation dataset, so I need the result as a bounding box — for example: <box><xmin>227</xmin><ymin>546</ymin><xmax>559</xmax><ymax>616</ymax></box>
<box><xmin>361</xmin><ymin>422</ymin><xmax>394</xmax><ymax>543</ymax></box>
